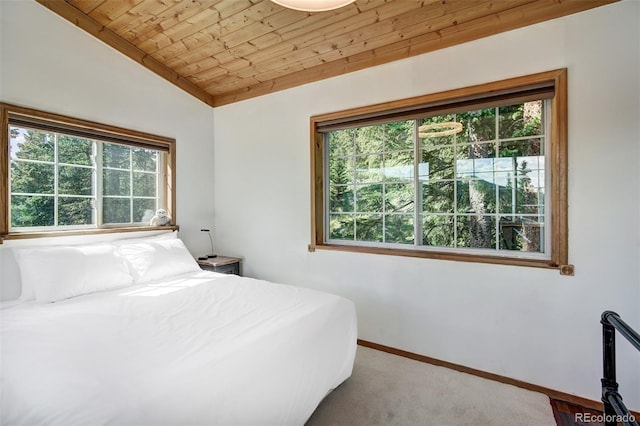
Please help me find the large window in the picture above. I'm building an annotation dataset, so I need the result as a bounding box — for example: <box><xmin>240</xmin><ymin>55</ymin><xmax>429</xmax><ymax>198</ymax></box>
<box><xmin>1</xmin><ymin>103</ymin><xmax>176</xmax><ymax>241</ymax></box>
<box><xmin>310</xmin><ymin>70</ymin><xmax>571</xmax><ymax>273</ymax></box>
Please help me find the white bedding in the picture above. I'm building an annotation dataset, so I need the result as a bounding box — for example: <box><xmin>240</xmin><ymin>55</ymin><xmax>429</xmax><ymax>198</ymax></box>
<box><xmin>1</xmin><ymin>270</ymin><xmax>357</xmax><ymax>425</ymax></box>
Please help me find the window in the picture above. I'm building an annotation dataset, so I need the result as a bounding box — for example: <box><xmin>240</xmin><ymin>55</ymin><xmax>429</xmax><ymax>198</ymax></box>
<box><xmin>310</xmin><ymin>69</ymin><xmax>570</xmax><ymax>273</ymax></box>
<box><xmin>1</xmin><ymin>103</ymin><xmax>176</xmax><ymax>241</ymax></box>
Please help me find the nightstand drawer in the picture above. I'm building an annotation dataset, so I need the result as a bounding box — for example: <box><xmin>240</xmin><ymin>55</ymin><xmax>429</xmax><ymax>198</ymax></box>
<box><xmin>208</xmin><ymin>262</ymin><xmax>239</xmax><ymax>275</ymax></box>
<box><xmin>197</xmin><ymin>256</ymin><xmax>241</xmax><ymax>276</ymax></box>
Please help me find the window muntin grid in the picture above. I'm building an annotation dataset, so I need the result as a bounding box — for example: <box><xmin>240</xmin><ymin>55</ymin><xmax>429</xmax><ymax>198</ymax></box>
<box><xmin>101</xmin><ymin>142</ymin><xmax>160</xmax><ymax>226</ymax></box>
<box><xmin>9</xmin><ymin>125</ymin><xmax>162</xmax><ymax>231</ymax></box>
<box><xmin>325</xmin><ymin>101</ymin><xmax>549</xmax><ymax>258</ymax></box>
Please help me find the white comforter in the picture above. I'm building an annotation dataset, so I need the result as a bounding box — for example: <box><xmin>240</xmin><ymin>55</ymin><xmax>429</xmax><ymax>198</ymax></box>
<box><xmin>1</xmin><ymin>271</ymin><xmax>357</xmax><ymax>425</ymax></box>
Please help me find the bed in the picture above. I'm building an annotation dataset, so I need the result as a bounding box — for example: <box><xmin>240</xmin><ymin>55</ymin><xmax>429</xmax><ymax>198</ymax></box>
<box><xmin>0</xmin><ymin>235</ymin><xmax>357</xmax><ymax>425</ymax></box>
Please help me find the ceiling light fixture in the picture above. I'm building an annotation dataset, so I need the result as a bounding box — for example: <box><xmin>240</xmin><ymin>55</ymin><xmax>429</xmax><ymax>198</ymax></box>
<box><xmin>271</xmin><ymin>0</ymin><xmax>355</xmax><ymax>12</ymax></box>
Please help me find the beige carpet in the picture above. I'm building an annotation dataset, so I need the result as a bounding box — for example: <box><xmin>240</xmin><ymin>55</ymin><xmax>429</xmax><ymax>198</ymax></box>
<box><xmin>306</xmin><ymin>346</ymin><xmax>556</xmax><ymax>426</ymax></box>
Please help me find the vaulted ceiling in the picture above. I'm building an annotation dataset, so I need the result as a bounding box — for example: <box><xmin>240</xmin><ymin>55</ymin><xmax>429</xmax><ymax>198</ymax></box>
<box><xmin>36</xmin><ymin>0</ymin><xmax>615</xmax><ymax>107</ymax></box>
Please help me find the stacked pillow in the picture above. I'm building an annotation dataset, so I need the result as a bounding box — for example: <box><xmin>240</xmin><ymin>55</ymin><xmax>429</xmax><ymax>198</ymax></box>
<box><xmin>113</xmin><ymin>237</ymin><xmax>201</xmax><ymax>284</ymax></box>
<box><xmin>13</xmin><ymin>234</ymin><xmax>200</xmax><ymax>303</ymax></box>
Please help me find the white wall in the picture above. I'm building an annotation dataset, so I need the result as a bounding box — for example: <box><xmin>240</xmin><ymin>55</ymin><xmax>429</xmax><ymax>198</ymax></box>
<box><xmin>0</xmin><ymin>1</ymin><xmax>215</xmax><ymax>299</ymax></box>
<box><xmin>213</xmin><ymin>0</ymin><xmax>640</xmax><ymax>408</ymax></box>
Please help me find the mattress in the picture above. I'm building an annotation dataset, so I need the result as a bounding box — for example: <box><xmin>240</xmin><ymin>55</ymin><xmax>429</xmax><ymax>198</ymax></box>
<box><xmin>0</xmin><ymin>270</ymin><xmax>357</xmax><ymax>425</ymax></box>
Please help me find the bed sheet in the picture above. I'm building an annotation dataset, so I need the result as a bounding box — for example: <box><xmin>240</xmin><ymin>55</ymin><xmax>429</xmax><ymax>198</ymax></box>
<box><xmin>1</xmin><ymin>271</ymin><xmax>357</xmax><ymax>425</ymax></box>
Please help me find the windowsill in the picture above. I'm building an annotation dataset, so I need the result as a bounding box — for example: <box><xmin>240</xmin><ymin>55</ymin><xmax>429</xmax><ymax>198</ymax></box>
<box><xmin>308</xmin><ymin>242</ymin><xmax>574</xmax><ymax>275</ymax></box>
<box><xmin>1</xmin><ymin>225</ymin><xmax>180</xmax><ymax>243</ymax></box>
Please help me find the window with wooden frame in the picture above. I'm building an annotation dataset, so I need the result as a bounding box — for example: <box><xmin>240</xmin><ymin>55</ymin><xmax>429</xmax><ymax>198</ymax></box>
<box><xmin>310</xmin><ymin>69</ymin><xmax>571</xmax><ymax>274</ymax></box>
<box><xmin>0</xmin><ymin>103</ymin><xmax>177</xmax><ymax>242</ymax></box>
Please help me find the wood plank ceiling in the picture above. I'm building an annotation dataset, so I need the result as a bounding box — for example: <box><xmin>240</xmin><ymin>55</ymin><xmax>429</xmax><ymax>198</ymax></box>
<box><xmin>36</xmin><ymin>0</ymin><xmax>615</xmax><ymax>107</ymax></box>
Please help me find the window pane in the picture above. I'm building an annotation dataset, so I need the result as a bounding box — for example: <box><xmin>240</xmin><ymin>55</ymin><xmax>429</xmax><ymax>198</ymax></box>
<box><xmin>499</xmin><ymin>185</ymin><xmax>543</xmax><ymax>215</ymax></box>
<box><xmin>422</xmin><ymin>215</ymin><xmax>455</xmax><ymax>247</ymax></box>
<box><xmin>103</xmin><ymin>169</ymin><xmax>130</xmax><ymax>196</ymax></box>
<box><xmin>330</xmin><ymin>214</ymin><xmax>354</xmax><ymax>240</ymax></box>
<box><xmin>422</xmin><ymin>181</ymin><xmax>454</xmax><ymax>213</ymax></box>
<box><xmin>499</xmin><ymin>101</ymin><xmax>543</xmax><ymax>139</ymax></box>
<box><xmin>458</xmin><ymin>109</ymin><xmax>496</xmax><ymax>142</ymax></box>
<box><xmin>384</xmin><ymin>150</ymin><xmax>413</xmax><ymax>182</ymax></box>
<box><xmin>10</xmin><ymin>162</ymin><xmax>54</xmax><ymax>194</ymax></box>
<box><xmin>328</xmin><ymin>129</ymin><xmax>355</xmax><ymax>158</ymax></box>
<box><xmin>498</xmin><ymin>180</ymin><xmax>516</xmax><ymax>214</ymax></box>
<box><xmin>355</xmin><ymin>126</ymin><xmax>383</xmax><ymax>154</ymax></box>
<box><xmin>499</xmin><ymin>216</ymin><xmax>544</xmax><ymax>253</ymax></box>
<box><xmin>330</xmin><ymin>185</ymin><xmax>354</xmax><ymax>212</ymax></box>
<box><xmin>385</xmin><ymin>214</ymin><xmax>414</xmax><ymax>244</ymax></box>
<box><xmin>134</xmin><ymin>199</ymin><xmax>156</xmax><ymax>223</ymax></box>
<box><xmin>421</xmin><ymin>146</ymin><xmax>454</xmax><ymax>180</ymax></box>
<box><xmin>385</xmin><ymin>183</ymin><xmax>414</xmax><ymax>213</ymax></box>
<box><xmin>103</xmin><ymin>198</ymin><xmax>130</xmax><ymax>224</ymax></box>
<box><xmin>384</xmin><ymin>121</ymin><xmax>414</xmax><ymax>151</ymax></box>
<box><xmin>58</xmin><ymin>197</ymin><xmax>93</xmax><ymax>226</ymax></box>
<box><xmin>132</xmin><ymin>148</ymin><xmax>157</xmax><ymax>172</ymax></box>
<box><xmin>58</xmin><ymin>135</ymin><xmax>93</xmax><ymax>166</ymax></box>
<box><xmin>11</xmin><ymin>195</ymin><xmax>54</xmax><ymax>227</ymax></box>
<box><xmin>418</xmin><ymin>161</ymin><xmax>430</xmax><ymax>181</ymax></box>
<box><xmin>356</xmin><ymin>184</ymin><xmax>382</xmax><ymax>212</ymax></box>
<box><xmin>456</xmin><ymin>179</ymin><xmax>496</xmax><ymax>214</ymax></box>
<box><xmin>355</xmin><ymin>214</ymin><xmax>383</xmax><ymax>242</ymax></box>
<box><xmin>59</xmin><ymin>165</ymin><xmax>93</xmax><ymax>196</ymax></box>
<box><xmin>9</xmin><ymin>128</ymin><xmax>54</xmax><ymax>161</ymax></box>
<box><xmin>456</xmin><ymin>142</ymin><xmax>496</xmax><ymax>177</ymax></box>
<box><xmin>499</xmin><ymin>138</ymin><xmax>543</xmax><ymax>158</ymax></box>
<box><xmin>133</xmin><ymin>172</ymin><xmax>156</xmax><ymax>197</ymax></box>
<box><xmin>418</xmin><ymin>115</ymin><xmax>457</xmax><ymax>148</ymax></box>
<box><xmin>356</xmin><ymin>154</ymin><xmax>383</xmax><ymax>183</ymax></box>
<box><xmin>456</xmin><ymin>215</ymin><xmax>496</xmax><ymax>249</ymax></box>
<box><xmin>329</xmin><ymin>157</ymin><xmax>354</xmax><ymax>185</ymax></box>
<box><xmin>103</xmin><ymin>143</ymin><xmax>130</xmax><ymax>169</ymax></box>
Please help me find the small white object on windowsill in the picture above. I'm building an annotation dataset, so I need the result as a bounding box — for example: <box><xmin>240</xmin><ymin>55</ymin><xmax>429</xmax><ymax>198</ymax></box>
<box><xmin>150</xmin><ymin>209</ymin><xmax>171</xmax><ymax>226</ymax></box>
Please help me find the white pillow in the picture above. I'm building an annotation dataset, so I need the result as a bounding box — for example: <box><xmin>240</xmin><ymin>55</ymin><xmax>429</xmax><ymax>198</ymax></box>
<box><xmin>116</xmin><ymin>238</ymin><xmax>200</xmax><ymax>284</ymax></box>
<box><xmin>15</xmin><ymin>249</ymin><xmax>37</xmax><ymax>302</ymax></box>
<box><xmin>112</xmin><ymin>231</ymin><xmax>177</xmax><ymax>245</ymax></box>
<box><xmin>13</xmin><ymin>244</ymin><xmax>133</xmax><ymax>303</ymax></box>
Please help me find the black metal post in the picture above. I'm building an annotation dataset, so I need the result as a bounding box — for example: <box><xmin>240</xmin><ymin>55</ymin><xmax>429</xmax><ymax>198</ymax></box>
<box><xmin>601</xmin><ymin>311</ymin><xmax>619</xmax><ymax>426</ymax></box>
<box><xmin>601</xmin><ymin>310</ymin><xmax>640</xmax><ymax>426</ymax></box>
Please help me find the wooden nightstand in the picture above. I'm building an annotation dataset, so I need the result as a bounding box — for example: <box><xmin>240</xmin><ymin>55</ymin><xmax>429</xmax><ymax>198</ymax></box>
<box><xmin>197</xmin><ymin>256</ymin><xmax>242</xmax><ymax>276</ymax></box>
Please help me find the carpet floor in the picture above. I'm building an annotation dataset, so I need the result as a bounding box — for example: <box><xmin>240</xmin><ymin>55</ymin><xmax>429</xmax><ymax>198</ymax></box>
<box><xmin>306</xmin><ymin>345</ymin><xmax>556</xmax><ymax>426</ymax></box>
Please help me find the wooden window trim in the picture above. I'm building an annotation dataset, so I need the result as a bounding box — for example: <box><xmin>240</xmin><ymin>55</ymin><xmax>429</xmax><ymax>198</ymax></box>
<box><xmin>309</xmin><ymin>69</ymin><xmax>571</xmax><ymax>274</ymax></box>
<box><xmin>0</xmin><ymin>103</ymin><xmax>178</xmax><ymax>243</ymax></box>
